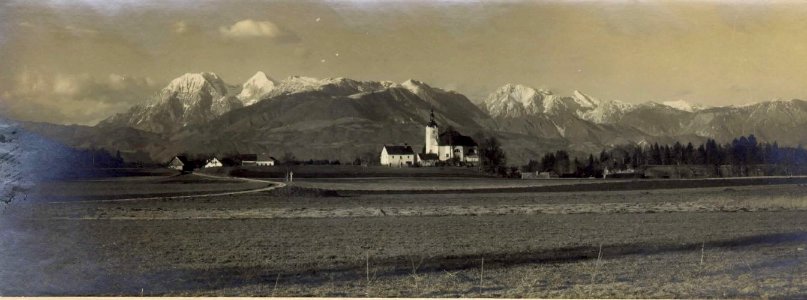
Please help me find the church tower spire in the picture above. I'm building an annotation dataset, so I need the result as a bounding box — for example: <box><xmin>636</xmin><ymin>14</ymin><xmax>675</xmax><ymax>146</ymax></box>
<box><xmin>427</xmin><ymin>109</ymin><xmax>438</xmax><ymax>127</ymax></box>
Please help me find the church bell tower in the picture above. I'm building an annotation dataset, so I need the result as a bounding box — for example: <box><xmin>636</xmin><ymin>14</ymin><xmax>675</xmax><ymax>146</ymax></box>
<box><xmin>425</xmin><ymin>109</ymin><xmax>439</xmax><ymax>154</ymax></box>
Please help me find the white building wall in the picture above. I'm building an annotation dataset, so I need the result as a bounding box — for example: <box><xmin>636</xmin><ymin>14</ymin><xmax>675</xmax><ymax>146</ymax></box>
<box><xmin>390</xmin><ymin>155</ymin><xmax>415</xmax><ymax>167</ymax></box>
<box><xmin>438</xmin><ymin>145</ymin><xmax>468</xmax><ymax>161</ymax></box>
<box><xmin>438</xmin><ymin>145</ymin><xmax>451</xmax><ymax>161</ymax></box>
<box><xmin>380</xmin><ymin>147</ymin><xmax>415</xmax><ymax>167</ymax></box>
<box><xmin>425</xmin><ymin>125</ymin><xmax>439</xmax><ymax>154</ymax></box>
<box><xmin>380</xmin><ymin>148</ymin><xmax>390</xmax><ymax>165</ymax></box>
<box><xmin>256</xmin><ymin>160</ymin><xmax>275</xmax><ymax>166</ymax></box>
<box><xmin>437</xmin><ymin>145</ymin><xmax>480</xmax><ymax>163</ymax></box>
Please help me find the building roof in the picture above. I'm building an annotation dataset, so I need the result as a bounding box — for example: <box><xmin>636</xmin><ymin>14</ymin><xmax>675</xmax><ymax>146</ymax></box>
<box><xmin>438</xmin><ymin>130</ymin><xmax>478</xmax><ymax>147</ymax></box>
<box><xmin>239</xmin><ymin>154</ymin><xmax>258</xmax><ymax>161</ymax></box>
<box><xmin>384</xmin><ymin>145</ymin><xmax>415</xmax><ymax>155</ymax></box>
<box><xmin>170</xmin><ymin>155</ymin><xmax>187</xmax><ymax>165</ymax></box>
<box><xmin>239</xmin><ymin>154</ymin><xmax>276</xmax><ymax>161</ymax></box>
<box><xmin>418</xmin><ymin>153</ymin><xmax>439</xmax><ymax>160</ymax></box>
<box><xmin>256</xmin><ymin>154</ymin><xmax>276</xmax><ymax>161</ymax></box>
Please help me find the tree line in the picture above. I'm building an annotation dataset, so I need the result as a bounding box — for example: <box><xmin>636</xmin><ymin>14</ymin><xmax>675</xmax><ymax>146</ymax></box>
<box><xmin>523</xmin><ymin>135</ymin><xmax>807</xmax><ymax>178</ymax></box>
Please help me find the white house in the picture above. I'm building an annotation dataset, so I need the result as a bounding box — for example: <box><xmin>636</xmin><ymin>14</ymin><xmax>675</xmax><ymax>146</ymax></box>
<box><xmin>241</xmin><ymin>154</ymin><xmax>277</xmax><ymax>166</ymax></box>
<box><xmin>167</xmin><ymin>156</ymin><xmax>187</xmax><ymax>170</ymax></box>
<box><xmin>380</xmin><ymin>145</ymin><xmax>416</xmax><ymax>167</ymax></box>
<box><xmin>203</xmin><ymin>157</ymin><xmax>223</xmax><ymax>168</ymax></box>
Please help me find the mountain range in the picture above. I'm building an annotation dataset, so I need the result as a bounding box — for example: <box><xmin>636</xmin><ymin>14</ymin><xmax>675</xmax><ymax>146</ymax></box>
<box><xmin>22</xmin><ymin>72</ymin><xmax>807</xmax><ymax>164</ymax></box>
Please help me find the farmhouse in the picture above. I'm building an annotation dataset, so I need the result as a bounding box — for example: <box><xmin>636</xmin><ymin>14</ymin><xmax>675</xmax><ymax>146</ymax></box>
<box><xmin>203</xmin><ymin>157</ymin><xmax>223</xmax><ymax>168</ymax></box>
<box><xmin>241</xmin><ymin>154</ymin><xmax>277</xmax><ymax>166</ymax></box>
<box><xmin>167</xmin><ymin>156</ymin><xmax>187</xmax><ymax>170</ymax></box>
<box><xmin>380</xmin><ymin>145</ymin><xmax>416</xmax><ymax>167</ymax></box>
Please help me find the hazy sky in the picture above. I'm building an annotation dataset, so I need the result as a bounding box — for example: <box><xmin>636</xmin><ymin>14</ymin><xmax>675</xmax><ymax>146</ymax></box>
<box><xmin>3</xmin><ymin>0</ymin><xmax>807</xmax><ymax>125</ymax></box>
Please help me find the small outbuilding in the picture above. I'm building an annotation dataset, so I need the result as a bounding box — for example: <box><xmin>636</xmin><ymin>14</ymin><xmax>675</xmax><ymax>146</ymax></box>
<box><xmin>241</xmin><ymin>154</ymin><xmax>277</xmax><ymax>166</ymax></box>
<box><xmin>167</xmin><ymin>156</ymin><xmax>187</xmax><ymax>170</ymax></box>
<box><xmin>203</xmin><ymin>157</ymin><xmax>223</xmax><ymax>168</ymax></box>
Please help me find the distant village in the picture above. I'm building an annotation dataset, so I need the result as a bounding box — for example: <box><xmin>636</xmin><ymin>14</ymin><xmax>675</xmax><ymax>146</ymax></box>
<box><xmin>167</xmin><ymin>154</ymin><xmax>278</xmax><ymax>172</ymax></box>
<box><xmin>380</xmin><ymin>110</ymin><xmax>479</xmax><ymax>168</ymax></box>
<box><xmin>160</xmin><ymin>109</ymin><xmax>807</xmax><ymax>180</ymax></box>
<box><xmin>166</xmin><ymin>110</ymin><xmax>481</xmax><ymax>171</ymax></box>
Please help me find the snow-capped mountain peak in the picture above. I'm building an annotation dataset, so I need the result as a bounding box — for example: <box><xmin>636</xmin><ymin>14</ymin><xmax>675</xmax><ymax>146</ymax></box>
<box><xmin>237</xmin><ymin>71</ymin><xmax>276</xmax><ymax>106</ymax></box>
<box><xmin>102</xmin><ymin>72</ymin><xmax>244</xmax><ymax>133</ymax></box>
<box><xmin>662</xmin><ymin>100</ymin><xmax>705</xmax><ymax>112</ymax></box>
<box><xmin>162</xmin><ymin>72</ymin><xmax>227</xmax><ymax>99</ymax></box>
<box><xmin>401</xmin><ymin>78</ymin><xmax>424</xmax><ymax>88</ymax></box>
<box><xmin>483</xmin><ymin>85</ymin><xmax>637</xmax><ymax>123</ymax></box>
<box><xmin>483</xmin><ymin>84</ymin><xmax>548</xmax><ymax>118</ymax></box>
<box><xmin>572</xmin><ymin>90</ymin><xmax>600</xmax><ymax>108</ymax></box>
<box><xmin>578</xmin><ymin>97</ymin><xmax>636</xmax><ymax>124</ymax></box>
<box><xmin>402</xmin><ymin>79</ymin><xmax>438</xmax><ymax>96</ymax></box>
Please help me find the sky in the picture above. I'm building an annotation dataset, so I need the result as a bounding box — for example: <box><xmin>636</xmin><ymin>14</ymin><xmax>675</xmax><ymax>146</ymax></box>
<box><xmin>3</xmin><ymin>0</ymin><xmax>807</xmax><ymax>125</ymax></box>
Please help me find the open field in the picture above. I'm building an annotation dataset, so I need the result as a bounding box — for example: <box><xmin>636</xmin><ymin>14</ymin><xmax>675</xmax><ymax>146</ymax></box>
<box><xmin>3</xmin><ymin>174</ymin><xmax>807</xmax><ymax>297</ymax></box>
<box><xmin>296</xmin><ymin>176</ymin><xmax>807</xmax><ymax>194</ymax></box>
<box><xmin>292</xmin><ymin>177</ymin><xmax>601</xmax><ymax>191</ymax></box>
<box><xmin>205</xmin><ymin>165</ymin><xmax>494</xmax><ymax>179</ymax></box>
<box><xmin>27</xmin><ymin>174</ymin><xmax>270</xmax><ymax>202</ymax></box>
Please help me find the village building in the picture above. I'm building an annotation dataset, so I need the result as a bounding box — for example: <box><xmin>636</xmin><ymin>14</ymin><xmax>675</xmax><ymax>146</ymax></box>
<box><xmin>521</xmin><ymin>171</ymin><xmax>560</xmax><ymax>179</ymax></box>
<box><xmin>423</xmin><ymin>110</ymin><xmax>480</xmax><ymax>165</ymax></box>
<box><xmin>167</xmin><ymin>155</ymin><xmax>187</xmax><ymax>170</ymax></box>
<box><xmin>381</xmin><ymin>110</ymin><xmax>480</xmax><ymax>167</ymax></box>
<box><xmin>241</xmin><ymin>154</ymin><xmax>277</xmax><ymax>166</ymax></box>
<box><xmin>416</xmin><ymin>153</ymin><xmax>440</xmax><ymax>167</ymax></box>
<box><xmin>203</xmin><ymin>157</ymin><xmax>223</xmax><ymax>168</ymax></box>
<box><xmin>380</xmin><ymin>145</ymin><xmax>416</xmax><ymax>167</ymax></box>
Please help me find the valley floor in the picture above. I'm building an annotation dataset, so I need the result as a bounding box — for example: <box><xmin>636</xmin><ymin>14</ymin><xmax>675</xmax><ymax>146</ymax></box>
<box><xmin>2</xmin><ymin>174</ymin><xmax>807</xmax><ymax>297</ymax></box>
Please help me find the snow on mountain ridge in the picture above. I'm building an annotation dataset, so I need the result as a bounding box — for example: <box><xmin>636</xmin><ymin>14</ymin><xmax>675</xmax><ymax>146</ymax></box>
<box><xmin>237</xmin><ymin>71</ymin><xmax>276</xmax><ymax>106</ymax></box>
<box><xmin>158</xmin><ymin>72</ymin><xmax>229</xmax><ymax>105</ymax></box>
<box><xmin>662</xmin><ymin>100</ymin><xmax>706</xmax><ymax>112</ymax></box>
<box><xmin>484</xmin><ymin>84</ymin><xmax>637</xmax><ymax>123</ymax></box>
<box><xmin>155</xmin><ymin>72</ymin><xmax>240</xmax><ymax>116</ymax></box>
<box><xmin>571</xmin><ymin>90</ymin><xmax>600</xmax><ymax>108</ymax></box>
<box><xmin>579</xmin><ymin>99</ymin><xmax>636</xmax><ymax>124</ymax></box>
<box><xmin>483</xmin><ymin>84</ymin><xmax>549</xmax><ymax>118</ymax></box>
<box><xmin>100</xmin><ymin>71</ymin><xmax>246</xmax><ymax>133</ymax></box>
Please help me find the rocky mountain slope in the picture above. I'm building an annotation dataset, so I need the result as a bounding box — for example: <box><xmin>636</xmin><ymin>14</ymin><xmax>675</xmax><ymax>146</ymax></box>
<box><xmin>99</xmin><ymin>72</ymin><xmax>246</xmax><ymax>134</ymax></box>
<box><xmin>483</xmin><ymin>83</ymin><xmax>807</xmax><ymax>154</ymax></box>
<box><xmin>20</xmin><ymin>73</ymin><xmax>807</xmax><ymax>164</ymax></box>
<box><xmin>163</xmin><ymin>77</ymin><xmax>496</xmax><ymax>161</ymax></box>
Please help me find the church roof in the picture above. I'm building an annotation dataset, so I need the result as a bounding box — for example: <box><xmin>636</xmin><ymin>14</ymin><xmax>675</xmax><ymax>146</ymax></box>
<box><xmin>438</xmin><ymin>130</ymin><xmax>477</xmax><ymax>147</ymax></box>
<box><xmin>169</xmin><ymin>155</ymin><xmax>187</xmax><ymax>166</ymax></box>
<box><xmin>418</xmin><ymin>153</ymin><xmax>439</xmax><ymax>160</ymax></box>
<box><xmin>384</xmin><ymin>145</ymin><xmax>415</xmax><ymax>155</ymax></box>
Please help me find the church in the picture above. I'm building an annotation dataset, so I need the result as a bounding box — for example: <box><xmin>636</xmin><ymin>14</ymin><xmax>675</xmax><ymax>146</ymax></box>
<box><xmin>380</xmin><ymin>110</ymin><xmax>480</xmax><ymax>167</ymax></box>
